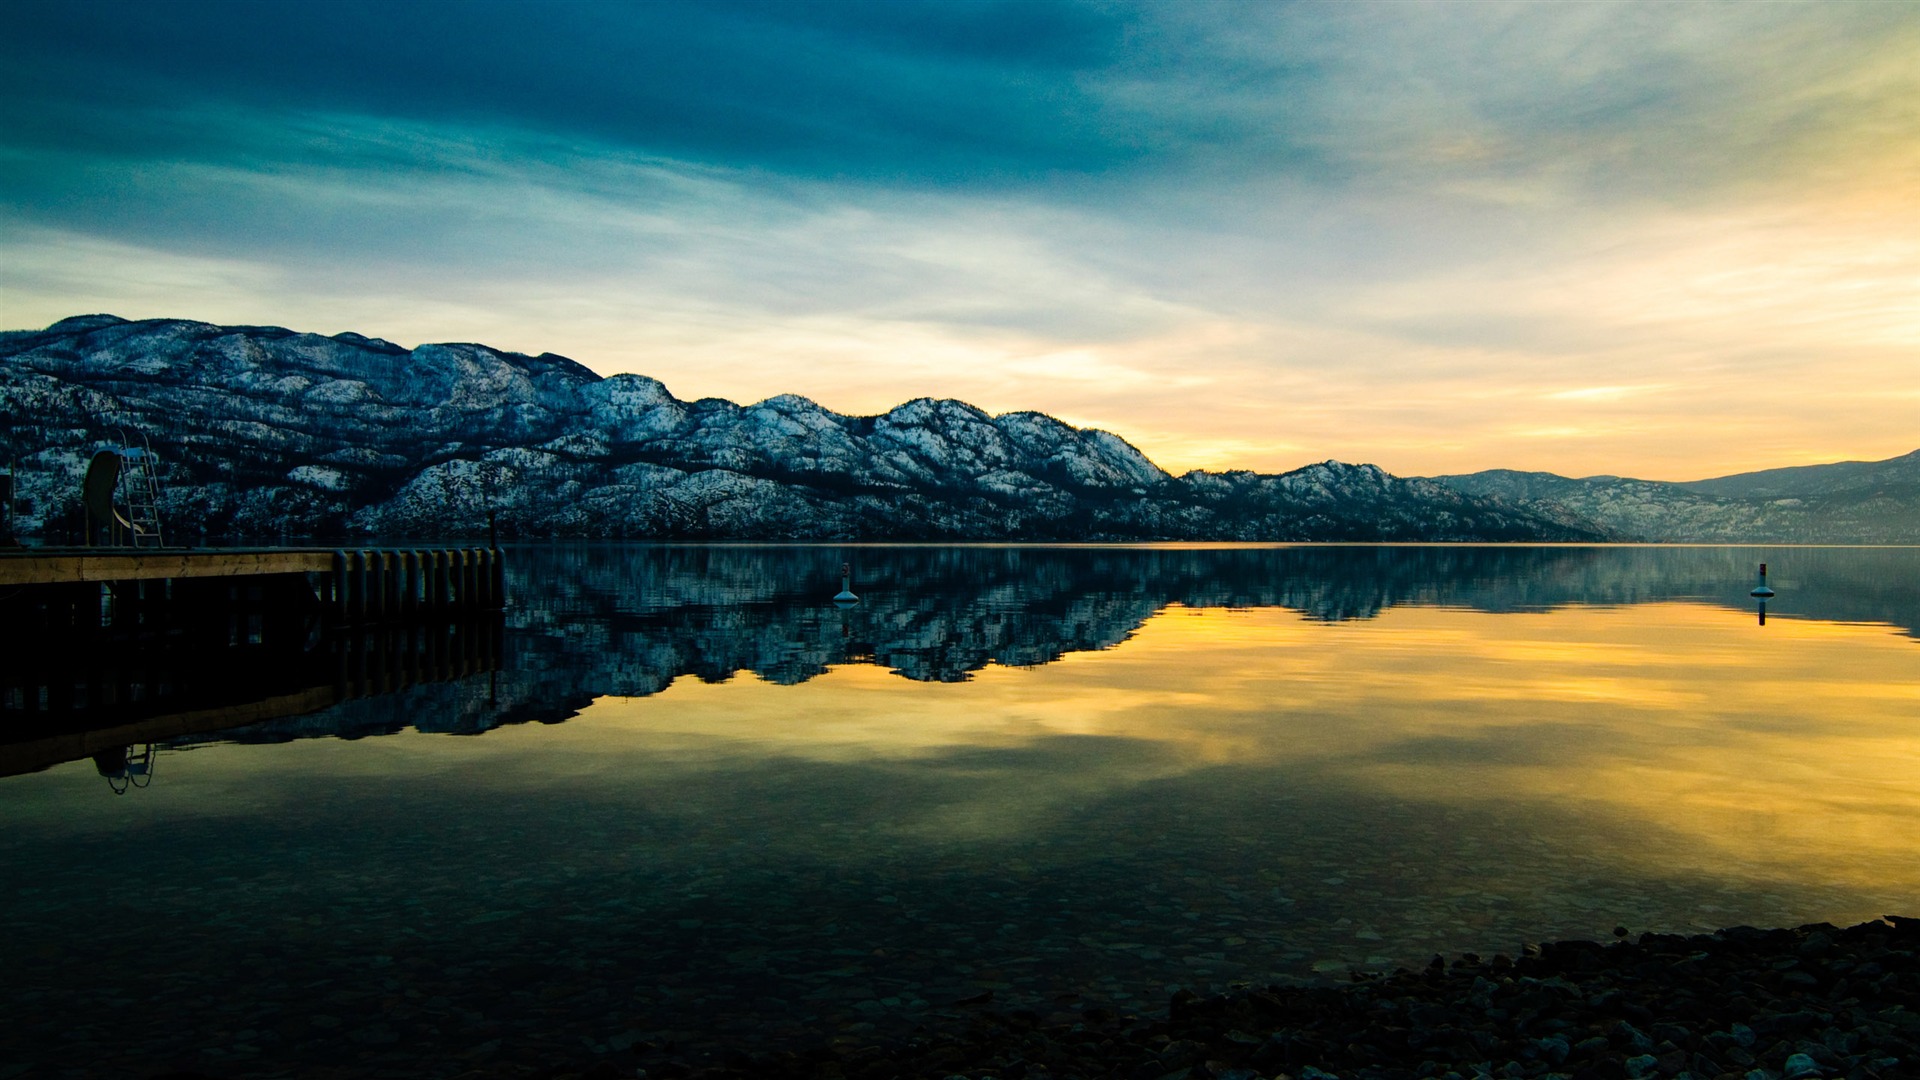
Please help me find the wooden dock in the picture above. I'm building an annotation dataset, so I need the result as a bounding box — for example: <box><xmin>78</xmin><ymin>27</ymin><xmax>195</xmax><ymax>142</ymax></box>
<box><xmin>0</xmin><ymin>548</ymin><xmax>334</xmax><ymax>585</ymax></box>
<box><xmin>0</xmin><ymin>545</ymin><xmax>506</xmax><ymax>628</ymax></box>
<box><xmin>1</xmin><ymin>547</ymin><xmax>510</xmax><ymax>776</ymax></box>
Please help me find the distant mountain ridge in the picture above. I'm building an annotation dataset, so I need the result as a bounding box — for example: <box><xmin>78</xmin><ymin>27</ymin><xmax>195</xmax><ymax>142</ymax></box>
<box><xmin>1433</xmin><ymin>450</ymin><xmax>1920</xmax><ymax>543</ymax></box>
<box><xmin>1678</xmin><ymin>450</ymin><xmax>1920</xmax><ymax>500</ymax></box>
<box><xmin>0</xmin><ymin>315</ymin><xmax>1596</xmax><ymax>542</ymax></box>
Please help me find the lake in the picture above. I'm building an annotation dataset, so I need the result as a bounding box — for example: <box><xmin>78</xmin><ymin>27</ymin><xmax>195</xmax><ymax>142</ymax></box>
<box><xmin>3</xmin><ymin>544</ymin><xmax>1918</xmax><ymax>1077</ymax></box>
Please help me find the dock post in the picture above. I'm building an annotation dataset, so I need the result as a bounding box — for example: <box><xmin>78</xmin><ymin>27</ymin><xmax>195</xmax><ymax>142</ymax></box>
<box><xmin>462</xmin><ymin>548</ymin><xmax>479</xmax><ymax>612</ymax></box>
<box><xmin>394</xmin><ymin>550</ymin><xmax>409</xmax><ymax>619</ymax></box>
<box><xmin>488</xmin><ymin>546</ymin><xmax>505</xmax><ymax>610</ymax></box>
<box><xmin>332</xmin><ymin>551</ymin><xmax>350</xmax><ymax>625</ymax></box>
<box><xmin>382</xmin><ymin>551</ymin><xmax>401</xmax><ymax>617</ymax></box>
<box><xmin>350</xmin><ymin>627</ymin><xmax>368</xmax><ymax>698</ymax></box>
<box><xmin>384</xmin><ymin>552</ymin><xmax>398</xmax><ymax>617</ymax></box>
<box><xmin>361</xmin><ymin>550</ymin><xmax>376</xmax><ymax>624</ymax></box>
<box><xmin>373</xmin><ymin>627</ymin><xmax>394</xmax><ymax>695</ymax></box>
<box><xmin>473</xmin><ymin>548</ymin><xmax>491</xmax><ymax>610</ymax></box>
<box><xmin>334</xmin><ymin>630</ymin><xmax>350</xmax><ymax>700</ymax></box>
<box><xmin>384</xmin><ymin>550</ymin><xmax>399</xmax><ymax>618</ymax></box>
<box><xmin>401</xmin><ymin>623</ymin><xmax>421</xmax><ymax>687</ymax></box>
<box><xmin>348</xmin><ymin>551</ymin><xmax>367</xmax><ymax>624</ymax></box>
<box><xmin>401</xmin><ymin>551</ymin><xmax>421</xmax><ymax>619</ymax></box>
<box><xmin>430</xmin><ymin>550</ymin><xmax>448</xmax><ymax>613</ymax></box>
<box><xmin>367</xmin><ymin>551</ymin><xmax>386</xmax><ymax>622</ymax></box>
<box><xmin>448</xmin><ymin>549</ymin><xmax>463</xmax><ymax>613</ymax></box>
<box><xmin>343</xmin><ymin>552</ymin><xmax>358</xmax><ymax>625</ymax></box>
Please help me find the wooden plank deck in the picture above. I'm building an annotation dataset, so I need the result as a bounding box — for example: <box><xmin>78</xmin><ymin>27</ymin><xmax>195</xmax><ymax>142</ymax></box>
<box><xmin>0</xmin><ymin>548</ymin><xmax>336</xmax><ymax>586</ymax></box>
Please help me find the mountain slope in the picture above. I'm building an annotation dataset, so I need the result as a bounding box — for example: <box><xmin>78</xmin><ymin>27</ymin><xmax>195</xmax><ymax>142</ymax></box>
<box><xmin>1678</xmin><ymin>449</ymin><xmax>1920</xmax><ymax>499</ymax></box>
<box><xmin>0</xmin><ymin>315</ymin><xmax>1599</xmax><ymax>542</ymax></box>
<box><xmin>1434</xmin><ymin>452</ymin><xmax>1920</xmax><ymax>543</ymax></box>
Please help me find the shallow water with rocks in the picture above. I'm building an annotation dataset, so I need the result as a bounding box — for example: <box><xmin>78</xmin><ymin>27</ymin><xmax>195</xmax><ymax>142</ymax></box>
<box><xmin>3</xmin><ymin>544</ymin><xmax>1918</xmax><ymax>1078</ymax></box>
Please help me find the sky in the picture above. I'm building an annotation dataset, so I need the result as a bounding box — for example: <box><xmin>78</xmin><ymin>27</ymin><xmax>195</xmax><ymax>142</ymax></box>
<box><xmin>2</xmin><ymin>0</ymin><xmax>1916</xmax><ymax>481</ymax></box>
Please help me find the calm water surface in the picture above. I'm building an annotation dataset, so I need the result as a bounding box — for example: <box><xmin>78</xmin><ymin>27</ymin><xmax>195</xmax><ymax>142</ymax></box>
<box><xmin>4</xmin><ymin>544</ymin><xmax>1919</xmax><ymax>1077</ymax></box>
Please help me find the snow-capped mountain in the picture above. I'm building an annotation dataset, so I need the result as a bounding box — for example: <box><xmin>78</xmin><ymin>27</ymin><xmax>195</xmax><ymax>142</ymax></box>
<box><xmin>0</xmin><ymin>315</ymin><xmax>1599</xmax><ymax>542</ymax></box>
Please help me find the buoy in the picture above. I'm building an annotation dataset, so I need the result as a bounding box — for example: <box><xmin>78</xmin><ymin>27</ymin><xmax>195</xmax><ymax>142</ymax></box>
<box><xmin>833</xmin><ymin>561</ymin><xmax>859</xmax><ymax>604</ymax></box>
<box><xmin>1749</xmin><ymin>562</ymin><xmax>1775</xmax><ymax>598</ymax></box>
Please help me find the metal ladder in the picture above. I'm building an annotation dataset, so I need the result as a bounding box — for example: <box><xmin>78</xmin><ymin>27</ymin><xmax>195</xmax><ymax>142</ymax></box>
<box><xmin>117</xmin><ymin>430</ymin><xmax>166</xmax><ymax>548</ymax></box>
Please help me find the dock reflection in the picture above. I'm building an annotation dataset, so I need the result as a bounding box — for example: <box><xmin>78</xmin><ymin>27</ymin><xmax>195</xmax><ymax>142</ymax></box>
<box><xmin>0</xmin><ymin>607</ymin><xmax>503</xmax><ymax>781</ymax></box>
<box><xmin>92</xmin><ymin>743</ymin><xmax>156</xmax><ymax>794</ymax></box>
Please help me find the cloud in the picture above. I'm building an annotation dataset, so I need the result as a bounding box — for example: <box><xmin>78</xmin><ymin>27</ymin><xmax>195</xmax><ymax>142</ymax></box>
<box><xmin>0</xmin><ymin>224</ymin><xmax>288</xmax><ymax>317</ymax></box>
<box><xmin>8</xmin><ymin>1</ymin><xmax>1915</xmax><ymax>203</ymax></box>
<box><xmin>0</xmin><ymin>0</ymin><xmax>1155</xmax><ymax>186</ymax></box>
<box><xmin>3</xmin><ymin>1</ymin><xmax>1918</xmax><ymax>478</ymax></box>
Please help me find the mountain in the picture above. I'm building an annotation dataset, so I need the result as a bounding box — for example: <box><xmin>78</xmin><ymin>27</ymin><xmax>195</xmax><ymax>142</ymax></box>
<box><xmin>1678</xmin><ymin>450</ymin><xmax>1920</xmax><ymax>500</ymax></box>
<box><xmin>1434</xmin><ymin>452</ymin><xmax>1920</xmax><ymax>543</ymax></box>
<box><xmin>0</xmin><ymin>315</ymin><xmax>1599</xmax><ymax>542</ymax></box>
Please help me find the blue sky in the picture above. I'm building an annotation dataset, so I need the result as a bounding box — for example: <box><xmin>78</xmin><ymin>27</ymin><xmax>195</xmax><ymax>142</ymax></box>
<box><xmin>3</xmin><ymin>0</ymin><xmax>1916</xmax><ymax>478</ymax></box>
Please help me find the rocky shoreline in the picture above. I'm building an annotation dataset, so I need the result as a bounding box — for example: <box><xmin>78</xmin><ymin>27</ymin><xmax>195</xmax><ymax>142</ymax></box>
<box><xmin>589</xmin><ymin>918</ymin><xmax>1919</xmax><ymax>1080</ymax></box>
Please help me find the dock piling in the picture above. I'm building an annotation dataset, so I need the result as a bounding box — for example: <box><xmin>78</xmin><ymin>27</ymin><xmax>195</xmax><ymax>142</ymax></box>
<box><xmin>3</xmin><ymin>545</ymin><xmax>506</xmax><ymax>633</ymax></box>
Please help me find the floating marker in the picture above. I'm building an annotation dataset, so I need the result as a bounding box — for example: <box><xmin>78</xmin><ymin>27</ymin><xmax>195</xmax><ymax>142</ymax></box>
<box><xmin>1750</xmin><ymin>562</ymin><xmax>1775</xmax><ymax>598</ymax></box>
<box><xmin>833</xmin><ymin>561</ymin><xmax>859</xmax><ymax>604</ymax></box>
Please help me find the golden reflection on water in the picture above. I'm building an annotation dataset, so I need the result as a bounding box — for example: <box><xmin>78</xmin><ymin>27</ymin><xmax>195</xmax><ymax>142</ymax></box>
<box><xmin>20</xmin><ymin>598</ymin><xmax>1918</xmax><ymax>921</ymax></box>
<box><xmin>546</xmin><ymin>600</ymin><xmax>1920</xmax><ymax>894</ymax></box>
<box><xmin>15</xmin><ymin>571</ymin><xmax>1920</xmax><ymax>1073</ymax></box>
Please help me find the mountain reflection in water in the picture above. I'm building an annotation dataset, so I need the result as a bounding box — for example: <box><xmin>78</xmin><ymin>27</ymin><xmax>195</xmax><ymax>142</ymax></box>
<box><xmin>152</xmin><ymin>543</ymin><xmax>1920</xmax><ymax>748</ymax></box>
<box><xmin>3</xmin><ymin>544</ymin><xmax>1918</xmax><ymax>1078</ymax></box>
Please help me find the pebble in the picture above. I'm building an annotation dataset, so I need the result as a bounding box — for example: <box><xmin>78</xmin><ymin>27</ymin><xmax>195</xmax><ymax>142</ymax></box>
<box><xmin>595</xmin><ymin>916</ymin><xmax>1920</xmax><ymax>1080</ymax></box>
<box><xmin>1781</xmin><ymin>1052</ymin><xmax>1824</xmax><ymax>1079</ymax></box>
